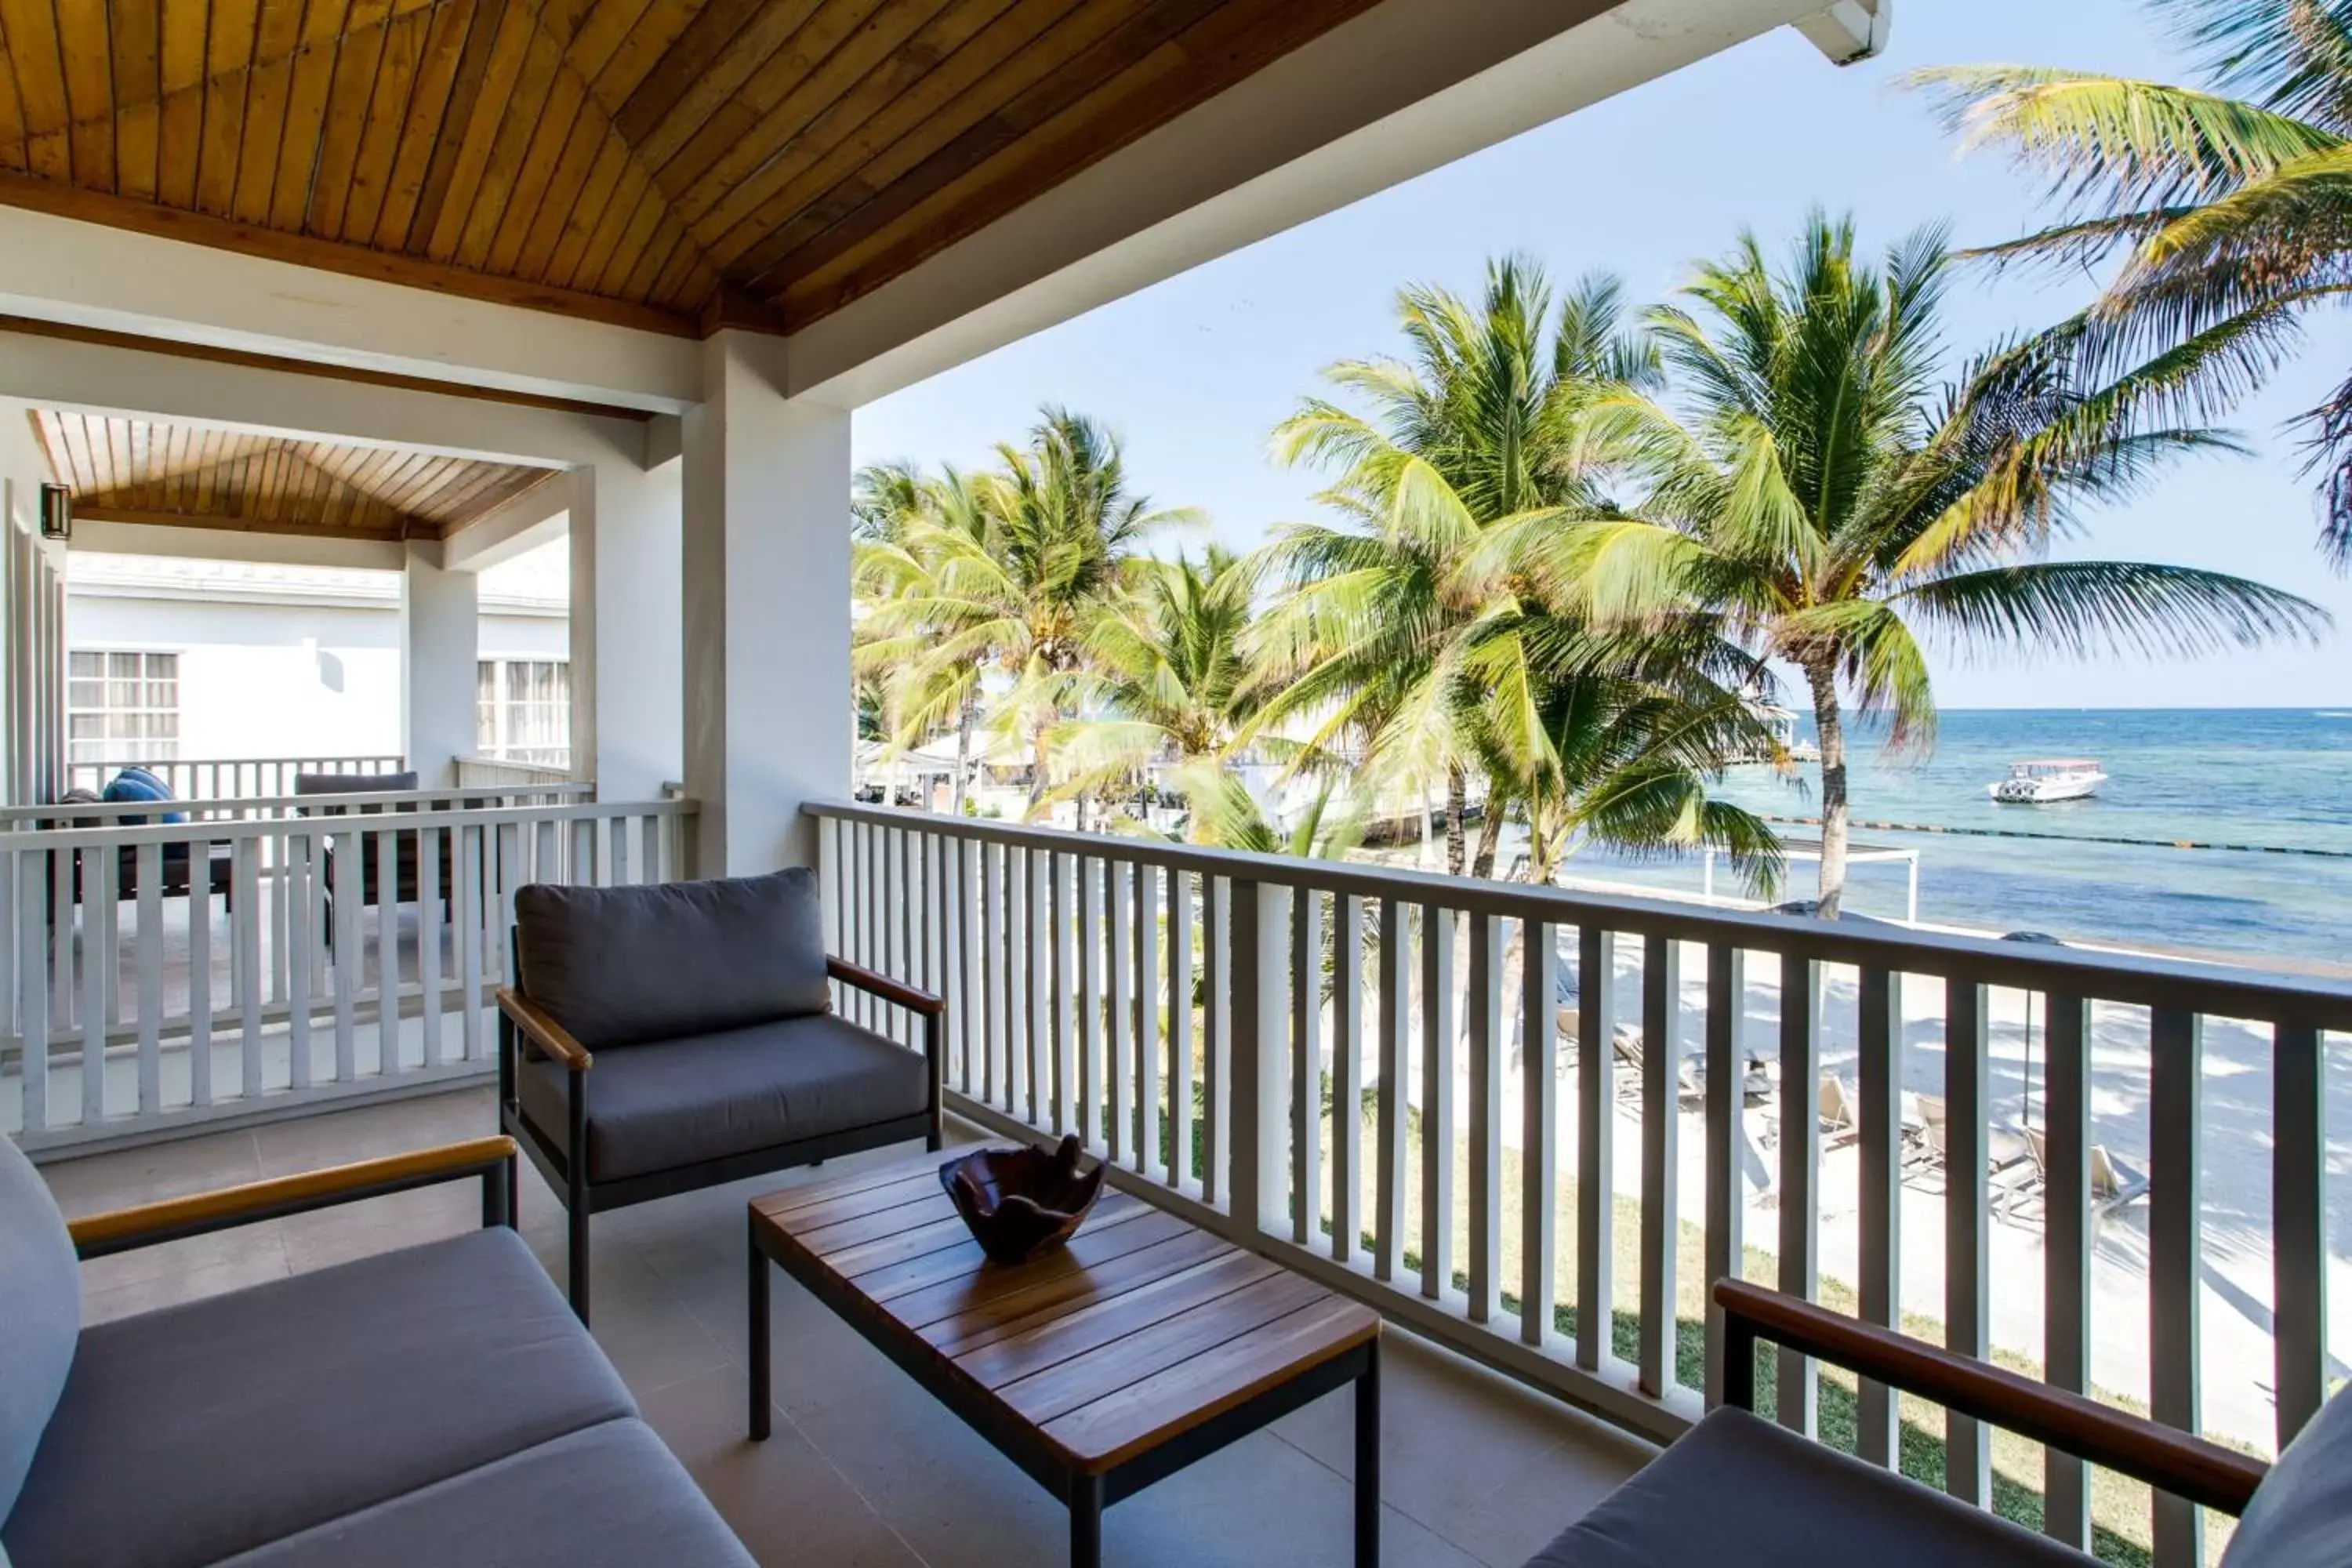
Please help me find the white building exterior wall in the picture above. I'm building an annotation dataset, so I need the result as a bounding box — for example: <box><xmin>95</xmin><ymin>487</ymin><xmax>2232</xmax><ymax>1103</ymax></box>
<box><xmin>64</xmin><ymin>551</ymin><xmax>567</xmax><ymax>767</ymax></box>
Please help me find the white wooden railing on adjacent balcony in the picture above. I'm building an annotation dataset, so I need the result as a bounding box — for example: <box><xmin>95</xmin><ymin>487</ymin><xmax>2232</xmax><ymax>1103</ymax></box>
<box><xmin>806</xmin><ymin>799</ymin><xmax>2352</xmax><ymax>1568</ymax></box>
<box><xmin>454</xmin><ymin>755</ymin><xmax>580</xmax><ymax>789</ymax></box>
<box><xmin>64</xmin><ymin>753</ymin><xmax>408</xmax><ymax>800</ymax></box>
<box><xmin>1</xmin><ymin>792</ymin><xmax>695</xmax><ymax>1152</ymax></box>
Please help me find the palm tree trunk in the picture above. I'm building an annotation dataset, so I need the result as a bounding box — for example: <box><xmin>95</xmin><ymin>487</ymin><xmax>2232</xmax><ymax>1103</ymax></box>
<box><xmin>1029</xmin><ymin>725</ymin><xmax>1051</xmax><ymax>815</ymax></box>
<box><xmin>1470</xmin><ymin>789</ymin><xmax>1504</xmax><ymax>880</ymax></box>
<box><xmin>1444</xmin><ymin>764</ymin><xmax>1468</xmax><ymax>878</ymax></box>
<box><xmin>949</xmin><ymin>696</ymin><xmax>975</xmax><ymax>816</ymax></box>
<box><xmin>1805</xmin><ymin>662</ymin><xmax>1849</xmax><ymax>919</ymax></box>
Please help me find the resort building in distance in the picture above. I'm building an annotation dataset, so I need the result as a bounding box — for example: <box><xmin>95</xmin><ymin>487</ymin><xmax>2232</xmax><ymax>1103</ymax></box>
<box><xmin>1</xmin><ymin>4</ymin><xmax>2344</xmax><ymax>1568</ymax></box>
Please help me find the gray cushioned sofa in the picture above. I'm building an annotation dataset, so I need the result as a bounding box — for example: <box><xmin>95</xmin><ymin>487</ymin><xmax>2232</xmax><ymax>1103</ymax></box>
<box><xmin>0</xmin><ymin>1130</ymin><xmax>753</xmax><ymax>1568</ymax></box>
<box><xmin>1524</xmin><ymin>1278</ymin><xmax>2336</xmax><ymax>1566</ymax></box>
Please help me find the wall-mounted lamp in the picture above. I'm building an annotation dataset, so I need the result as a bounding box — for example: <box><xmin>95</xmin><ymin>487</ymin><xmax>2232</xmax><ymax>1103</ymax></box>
<box><xmin>38</xmin><ymin>483</ymin><xmax>70</xmax><ymax>542</ymax></box>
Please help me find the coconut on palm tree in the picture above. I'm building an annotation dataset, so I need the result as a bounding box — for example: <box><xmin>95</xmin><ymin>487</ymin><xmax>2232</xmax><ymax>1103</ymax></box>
<box><xmin>1557</xmin><ymin>212</ymin><xmax>2328</xmax><ymax>916</ymax></box>
<box><xmin>1913</xmin><ymin>0</ymin><xmax>2352</xmax><ymax>564</ymax></box>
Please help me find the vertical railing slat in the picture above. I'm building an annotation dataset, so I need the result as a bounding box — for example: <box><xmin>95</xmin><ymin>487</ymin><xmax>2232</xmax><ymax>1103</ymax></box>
<box><xmin>1134</xmin><ymin>862</ymin><xmax>1160</xmax><ymax>1175</ymax></box>
<box><xmin>1203</xmin><ymin>877</ymin><xmax>1229</xmax><ymax>1207</ymax></box>
<box><xmin>134</xmin><ymin>841</ymin><xmax>162</xmax><ymax>1115</ymax></box>
<box><xmin>1521</xmin><ymin>920</ymin><xmax>1558</xmax><ymax>1348</ymax></box>
<box><xmin>1332</xmin><ymin>893</ymin><xmax>1363</xmax><ymax>1265</ymax></box>
<box><xmin>1855</xmin><ymin>964</ymin><xmax>1903</xmax><ymax>1465</ymax></box>
<box><xmin>1421</xmin><ymin>904</ymin><xmax>1455</xmax><ymax>1303</ymax></box>
<box><xmin>1292</xmin><ymin>889</ymin><xmax>1323</xmax><ymax>1248</ymax></box>
<box><xmin>1052</xmin><ymin>851</ymin><xmax>1075</xmax><ymax>1137</ymax></box>
<box><xmin>1228</xmin><ymin>879</ymin><xmax>1290</xmax><ymax>1239</ymax></box>
<box><xmin>1467</xmin><ymin>913</ymin><xmax>1502</xmax><ymax>1324</ymax></box>
<box><xmin>1375</xmin><ymin>898</ymin><xmax>1406</xmax><ymax>1283</ymax></box>
<box><xmin>1777</xmin><ymin>953</ymin><xmax>1820</xmax><ymax>1436</ymax></box>
<box><xmin>332</xmin><ymin>827</ymin><xmax>360</xmax><ymax>1081</ymax></box>
<box><xmin>1702</xmin><ymin>945</ymin><xmax>1744</xmax><ymax>1405</ymax></box>
<box><xmin>1576</xmin><ymin>926</ymin><xmax>1616</xmax><ymax>1372</ymax></box>
<box><xmin>1944</xmin><ymin>979</ymin><xmax>1991</xmax><ymax>1505</ymax></box>
<box><xmin>457</xmin><ymin>827</ymin><xmax>485</xmax><ymax>1062</ymax></box>
<box><xmin>2149</xmin><ymin>1006</ymin><xmax>2203</xmax><ymax>1568</ymax></box>
<box><xmin>287</xmin><ymin>831</ymin><xmax>313</xmax><ymax>1091</ymax></box>
<box><xmin>2273</xmin><ymin>1020</ymin><xmax>2328</xmax><ymax>1451</ymax></box>
<box><xmin>2042</xmin><ymin>992</ymin><xmax>2092</xmax><ymax>1551</ymax></box>
<box><xmin>1169</xmin><ymin>869</ymin><xmax>1195</xmax><ymax>1189</ymax></box>
<box><xmin>236</xmin><ymin>837</ymin><xmax>263</xmax><ymax>1101</ymax></box>
<box><xmin>188</xmin><ymin>843</ymin><xmax>212</xmax><ymax>1107</ymax></box>
<box><xmin>1109</xmin><ymin>858</ymin><xmax>1132</xmax><ymax>1167</ymax></box>
<box><xmin>1638</xmin><ymin>932</ymin><xmax>1680</xmax><ymax>1397</ymax></box>
<box><xmin>418</xmin><ymin>825</ymin><xmax>443</xmax><ymax>1068</ymax></box>
<box><xmin>1076</xmin><ymin>854</ymin><xmax>1099</xmax><ymax>1148</ymax></box>
<box><xmin>1028</xmin><ymin>848</ymin><xmax>1050</xmax><ymax>1128</ymax></box>
<box><xmin>18</xmin><ymin>854</ymin><xmax>47</xmax><ymax>1131</ymax></box>
<box><xmin>979</xmin><ymin>840</ymin><xmax>1001</xmax><ymax>1108</ymax></box>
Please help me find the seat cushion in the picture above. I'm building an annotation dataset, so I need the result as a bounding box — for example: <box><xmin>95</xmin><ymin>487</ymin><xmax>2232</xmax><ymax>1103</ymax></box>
<box><xmin>100</xmin><ymin>767</ymin><xmax>186</xmax><ymax>825</ymax></box>
<box><xmin>514</xmin><ymin>869</ymin><xmax>833</xmax><ymax>1049</ymax></box>
<box><xmin>212</xmin><ymin>1419</ymin><xmax>753</xmax><ymax>1568</ymax></box>
<box><xmin>2</xmin><ymin>1227</ymin><xmax>634</xmax><ymax>1568</ymax></box>
<box><xmin>517</xmin><ymin>1012</ymin><xmax>930</xmax><ymax>1182</ymax></box>
<box><xmin>2220</xmin><ymin>1385</ymin><xmax>2349</xmax><ymax>1567</ymax></box>
<box><xmin>0</xmin><ymin>1136</ymin><xmax>77</xmax><ymax>1531</ymax></box>
<box><xmin>1523</xmin><ymin>1406</ymin><xmax>2093</xmax><ymax>1567</ymax></box>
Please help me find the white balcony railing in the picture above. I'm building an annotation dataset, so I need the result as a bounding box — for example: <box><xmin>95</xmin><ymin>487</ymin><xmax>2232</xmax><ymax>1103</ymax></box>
<box><xmin>806</xmin><ymin>799</ymin><xmax>2352</xmax><ymax>1567</ymax></box>
<box><xmin>64</xmin><ymin>753</ymin><xmax>408</xmax><ymax>800</ymax></box>
<box><xmin>2</xmin><ymin>791</ymin><xmax>695</xmax><ymax>1151</ymax></box>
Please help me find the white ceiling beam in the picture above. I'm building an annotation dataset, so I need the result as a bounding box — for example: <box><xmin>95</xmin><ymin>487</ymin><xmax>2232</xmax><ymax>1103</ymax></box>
<box><xmin>786</xmin><ymin>0</ymin><xmax>1838</xmax><ymax>406</ymax></box>
<box><xmin>0</xmin><ymin>330</ymin><xmax>648</xmax><ymax>470</ymax></box>
<box><xmin>0</xmin><ymin>206</ymin><xmax>702</xmax><ymax>414</ymax></box>
<box><xmin>67</xmin><ymin>517</ymin><xmax>408</xmax><ymax>571</ymax></box>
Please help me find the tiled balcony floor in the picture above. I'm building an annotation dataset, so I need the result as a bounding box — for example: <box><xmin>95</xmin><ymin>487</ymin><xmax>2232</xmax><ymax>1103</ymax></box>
<box><xmin>35</xmin><ymin>1087</ymin><xmax>1653</xmax><ymax>1567</ymax></box>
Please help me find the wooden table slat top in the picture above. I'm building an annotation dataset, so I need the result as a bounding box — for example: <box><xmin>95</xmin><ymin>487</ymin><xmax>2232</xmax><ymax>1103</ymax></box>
<box><xmin>752</xmin><ymin>1149</ymin><xmax>1379</xmax><ymax>1473</ymax></box>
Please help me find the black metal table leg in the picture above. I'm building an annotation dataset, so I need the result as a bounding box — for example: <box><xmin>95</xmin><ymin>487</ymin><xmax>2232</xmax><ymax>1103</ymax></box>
<box><xmin>749</xmin><ymin>1222</ymin><xmax>772</xmax><ymax>1442</ymax></box>
<box><xmin>1356</xmin><ymin>1338</ymin><xmax>1381</xmax><ymax>1568</ymax></box>
<box><xmin>1070</xmin><ymin>1472</ymin><xmax>1104</xmax><ymax>1568</ymax></box>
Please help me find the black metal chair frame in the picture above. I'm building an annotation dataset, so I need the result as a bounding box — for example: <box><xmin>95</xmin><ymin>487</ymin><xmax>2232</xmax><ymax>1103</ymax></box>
<box><xmin>497</xmin><ymin>944</ymin><xmax>945</xmax><ymax>1324</ymax></box>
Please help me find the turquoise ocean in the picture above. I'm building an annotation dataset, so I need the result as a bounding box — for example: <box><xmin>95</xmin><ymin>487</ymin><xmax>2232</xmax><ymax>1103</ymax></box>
<box><xmin>1565</xmin><ymin>709</ymin><xmax>2352</xmax><ymax>973</ymax></box>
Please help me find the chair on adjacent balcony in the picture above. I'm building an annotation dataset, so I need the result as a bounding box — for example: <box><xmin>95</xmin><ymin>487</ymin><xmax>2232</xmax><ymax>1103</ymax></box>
<box><xmin>496</xmin><ymin>869</ymin><xmax>943</xmax><ymax>1323</ymax></box>
<box><xmin>294</xmin><ymin>771</ymin><xmax>449</xmax><ymax>945</ymax></box>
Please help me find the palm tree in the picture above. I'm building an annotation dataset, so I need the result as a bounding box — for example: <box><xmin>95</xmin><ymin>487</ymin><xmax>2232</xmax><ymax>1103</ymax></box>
<box><xmin>1559</xmin><ymin>212</ymin><xmax>2328</xmax><ymax>915</ymax></box>
<box><xmin>1252</xmin><ymin>258</ymin><xmax>1666</xmax><ymax>877</ymax></box>
<box><xmin>1044</xmin><ymin>546</ymin><xmax>1258</xmax><ymax>815</ymax></box>
<box><xmin>1913</xmin><ymin>0</ymin><xmax>2352</xmax><ymax>563</ymax></box>
<box><xmin>858</xmin><ymin>409</ymin><xmax>1192</xmax><ymax>822</ymax></box>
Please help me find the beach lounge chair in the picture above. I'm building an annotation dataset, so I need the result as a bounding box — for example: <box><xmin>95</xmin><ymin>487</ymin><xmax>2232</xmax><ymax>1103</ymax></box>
<box><xmin>1905</xmin><ymin>1094</ymin><xmax>2033</xmax><ymax>1187</ymax></box>
<box><xmin>1818</xmin><ymin>1072</ymin><xmax>1861</xmax><ymax>1146</ymax></box>
<box><xmin>1996</xmin><ymin>1128</ymin><xmax>2150</xmax><ymax>1227</ymax></box>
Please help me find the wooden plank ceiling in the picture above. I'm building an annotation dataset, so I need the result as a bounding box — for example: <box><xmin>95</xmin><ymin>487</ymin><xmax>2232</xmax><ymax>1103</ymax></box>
<box><xmin>0</xmin><ymin>0</ymin><xmax>1384</xmax><ymax>335</ymax></box>
<box><xmin>32</xmin><ymin>410</ymin><xmax>557</xmax><ymax>541</ymax></box>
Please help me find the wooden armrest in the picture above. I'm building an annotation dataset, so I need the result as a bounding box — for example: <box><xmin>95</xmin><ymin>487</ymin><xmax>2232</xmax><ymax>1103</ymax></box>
<box><xmin>498</xmin><ymin>986</ymin><xmax>593</xmax><ymax>1070</ymax></box>
<box><xmin>827</xmin><ymin>956</ymin><xmax>945</xmax><ymax>1018</ymax></box>
<box><xmin>68</xmin><ymin>1136</ymin><xmax>517</xmax><ymax>1260</ymax></box>
<box><xmin>1714</xmin><ymin>1279</ymin><xmax>2266</xmax><ymax>1515</ymax></box>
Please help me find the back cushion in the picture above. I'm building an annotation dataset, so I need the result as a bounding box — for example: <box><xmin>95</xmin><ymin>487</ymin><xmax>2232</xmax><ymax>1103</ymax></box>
<box><xmin>0</xmin><ymin>1134</ymin><xmax>78</xmax><ymax>1529</ymax></box>
<box><xmin>293</xmin><ymin>771</ymin><xmax>419</xmax><ymax>799</ymax></box>
<box><xmin>514</xmin><ymin>870</ymin><xmax>833</xmax><ymax>1049</ymax></box>
<box><xmin>2222</xmin><ymin>1385</ymin><xmax>2352</xmax><ymax>1568</ymax></box>
<box><xmin>101</xmin><ymin>767</ymin><xmax>186</xmax><ymax>826</ymax></box>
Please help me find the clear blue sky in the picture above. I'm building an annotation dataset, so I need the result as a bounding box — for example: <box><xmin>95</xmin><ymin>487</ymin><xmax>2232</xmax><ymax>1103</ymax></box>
<box><xmin>855</xmin><ymin>0</ymin><xmax>2352</xmax><ymax>710</ymax></box>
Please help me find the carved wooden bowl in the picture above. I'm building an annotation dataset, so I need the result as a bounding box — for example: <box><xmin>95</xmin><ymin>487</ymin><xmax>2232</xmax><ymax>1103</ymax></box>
<box><xmin>938</xmin><ymin>1135</ymin><xmax>1106</xmax><ymax>1266</ymax></box>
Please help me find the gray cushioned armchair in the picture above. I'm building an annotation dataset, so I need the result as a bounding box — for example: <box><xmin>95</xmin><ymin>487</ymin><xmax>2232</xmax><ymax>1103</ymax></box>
<box><xmin>498</xmin><ymin>868</ymin><xmax>943</xmax><ymax>1322</ymax></box>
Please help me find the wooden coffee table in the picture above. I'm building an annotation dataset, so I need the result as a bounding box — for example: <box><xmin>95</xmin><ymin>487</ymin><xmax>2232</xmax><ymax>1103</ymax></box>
<box><xmin>747</xmin><ymin>1148</ymin><xmax>1381</xmax><ymax>1566</ymax></box>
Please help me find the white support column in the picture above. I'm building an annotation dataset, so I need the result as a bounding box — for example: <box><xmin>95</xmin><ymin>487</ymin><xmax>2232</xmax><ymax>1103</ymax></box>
<box><xmin>401</xmin><ymin>543</ymin><xmax>478</xmax><ymax>788</ymax></box>
<box><xmin>569</xmin><ymin>456</ymin><xmax>683</xmax><ymax>801</ymax></box>
<box><xmin>681</xmin><ymin>331</ymin><xmax>851</xmax><ymax>877</ymax></box>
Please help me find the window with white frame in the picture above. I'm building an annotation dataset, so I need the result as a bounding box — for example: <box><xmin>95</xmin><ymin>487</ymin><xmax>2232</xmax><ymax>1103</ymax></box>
<box><xmin>476</xmin><ymin>658</ymin><xmax>570</xmax><ymax>764</ymax></box>
<box><xmin>68</xmin><ymin>651</ymin><xmax>181</xmax><ymax>764</ymax></box>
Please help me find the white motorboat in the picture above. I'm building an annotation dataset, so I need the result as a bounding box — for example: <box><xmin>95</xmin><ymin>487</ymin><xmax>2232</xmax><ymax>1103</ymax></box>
<box><xmin>1988</xmin><ymin>758</ymin><xmax>2107</xmax><ymax>804</ymax></box>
